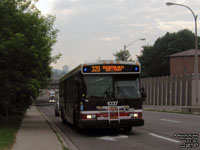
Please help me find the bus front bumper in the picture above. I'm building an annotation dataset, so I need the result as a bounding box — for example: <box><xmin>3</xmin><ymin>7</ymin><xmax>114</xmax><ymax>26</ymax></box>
<box><xmin>79</xmin><ymin>118</ymin><xmax>144</xmax><ymax>129</ymax></box>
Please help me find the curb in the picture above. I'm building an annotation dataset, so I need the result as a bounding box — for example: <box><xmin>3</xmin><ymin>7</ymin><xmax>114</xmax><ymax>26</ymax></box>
<box><xmin>39</xmin><ymin>111</ymin><xmax>78</xmax><ymax>150</ymax></box>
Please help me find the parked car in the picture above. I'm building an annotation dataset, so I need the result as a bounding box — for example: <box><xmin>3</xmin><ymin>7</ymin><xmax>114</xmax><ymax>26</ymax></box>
<box><xmin>55</xmin><ymin>98</ymin><xmax>60</xmax><ymax>116</ymax></box>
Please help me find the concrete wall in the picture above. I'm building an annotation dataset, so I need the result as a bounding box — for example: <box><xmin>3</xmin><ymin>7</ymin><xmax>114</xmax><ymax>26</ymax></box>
<box><xmin>141</xmin><ymin>74</ymin><xmax>200</xmax><ymax>108</ymax></box>
<box><xmin>191</xmin><ymin>75</ymin><xmax>200</xmax><ymax>107</ymax></box>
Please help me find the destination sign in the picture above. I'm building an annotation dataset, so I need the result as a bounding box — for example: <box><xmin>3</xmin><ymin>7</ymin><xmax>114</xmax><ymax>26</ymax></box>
<box><xmin>82</xmin><ymin>64</ymin><xmax>140</xmax><ymax>74</ymax></box>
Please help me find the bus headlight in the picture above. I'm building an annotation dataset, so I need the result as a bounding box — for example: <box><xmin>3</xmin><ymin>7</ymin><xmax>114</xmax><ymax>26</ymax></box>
<box><xmin>130</xmin><ymin>113</ymin><xmax>138</xmax><ymax>118</ymax></box>
<box><xmin>130</xmin><ymin>113</ymin><xmax>142</xmax><ymax>118</ymax></box>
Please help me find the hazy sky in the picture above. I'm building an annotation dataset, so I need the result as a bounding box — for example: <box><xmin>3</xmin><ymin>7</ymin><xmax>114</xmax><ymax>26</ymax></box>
<box><xmin>36</xmin><ymin>0</ymin><xmax>200</xmax><ymax>70</ymax></box>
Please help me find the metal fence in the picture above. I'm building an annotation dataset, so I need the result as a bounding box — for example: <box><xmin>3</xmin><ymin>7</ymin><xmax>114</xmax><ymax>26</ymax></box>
<box><xmin>140</xmin><ymin>74</ymin><xmax>200</xmax><ymax>107</ymax></box>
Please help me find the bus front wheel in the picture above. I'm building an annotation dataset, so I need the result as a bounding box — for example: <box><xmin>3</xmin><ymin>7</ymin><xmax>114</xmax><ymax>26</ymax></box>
<box><xmin>73</xmin><ymin>112</ymin><xmax>83</xmax><ymax>133</ymax></box>
<box><xmin>123</xmin><ymin>126</ymin><xmax>132</xmax><ymax>132</ymax></box>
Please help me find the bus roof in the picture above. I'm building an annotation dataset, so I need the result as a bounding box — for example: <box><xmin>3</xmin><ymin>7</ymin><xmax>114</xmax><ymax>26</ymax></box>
<box><xmin>81</xmin><ymin>60</ymin><xmax>140</xmax><ymax>66</ymax></box>
<box><xmin>59</xmin><ymin>64</ymin><xmax>81</xmax><ymax>83</ymax></box>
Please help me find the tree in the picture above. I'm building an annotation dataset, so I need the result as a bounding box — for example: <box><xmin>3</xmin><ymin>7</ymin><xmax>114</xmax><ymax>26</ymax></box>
<box><xmin>0</xmin><ymin>0</ymin><xmax>59</xmax><ymax>118</ymax></box>
<box><xmin>113</xmin><ymin>49</ymin><xmax>131</xmax><ymax>61</ymax></box>
<box><xmin>138</xmin><ymin>29</ymin><xmax>199</xmax><ymax>77</ymax></box>
<box><xmin>137</xmin><ymin>45</ymin><xmax>153</xmax><ymax>77</ymax></box>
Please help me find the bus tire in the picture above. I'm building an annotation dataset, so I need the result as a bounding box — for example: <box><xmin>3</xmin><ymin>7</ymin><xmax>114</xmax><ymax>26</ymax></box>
<box><xmin>61</xmin><ymin>109</ymin><xmax>67</xmax><ymax>124</ymax></box>
<box><xmin>73</xmin><ymin>111</ymin><xmax>83</xmax><ymax>133</ymax></box>
<box><xmin>123</xmin><ymin>126</ymin><xmax>132</xmax><ymax>132</ymax></box>
<box><xmin>55</xmin><ymin>110</ymin><xmax>59</xmax><ymax>117</ymax></box>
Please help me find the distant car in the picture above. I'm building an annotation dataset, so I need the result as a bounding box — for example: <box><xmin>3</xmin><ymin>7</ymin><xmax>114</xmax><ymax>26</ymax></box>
<box><xmin>49</xmin><ymin>97</ymin><xmax>56</xmax><ymax>103</ymax></box>
<box><xmin>55</xmin><ymin>98</ymin><xmax>60</xmax><ymax>116</ymax></box>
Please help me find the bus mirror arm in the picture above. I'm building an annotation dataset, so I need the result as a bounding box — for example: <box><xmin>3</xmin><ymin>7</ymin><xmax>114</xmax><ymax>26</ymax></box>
<box><xmin>140</xmin><ymin>87</ymin><xmax>146</xmax><ymax>101</ymax></box>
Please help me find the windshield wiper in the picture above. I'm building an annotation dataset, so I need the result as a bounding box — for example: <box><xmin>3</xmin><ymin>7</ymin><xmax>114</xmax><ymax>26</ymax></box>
<box><xmin>104</xmin><ymin>85</ymin><xmax>113</xmax><ymax>98</ymax></box>
<box><xmin>116</xmin><ymin>84</ymin><xmax>126</xmax><ymax>98</ymax></box>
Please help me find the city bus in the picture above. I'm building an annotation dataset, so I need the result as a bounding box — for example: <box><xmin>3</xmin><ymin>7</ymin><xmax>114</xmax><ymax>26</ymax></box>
<box><xmin>59</xmin><ymin>60</ymin><xmax>146</xmax><ymax>132</ymax></box>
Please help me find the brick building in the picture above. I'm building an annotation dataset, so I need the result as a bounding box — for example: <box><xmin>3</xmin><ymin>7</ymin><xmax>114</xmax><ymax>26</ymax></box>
<box><xmin>170</xmin><ymin>49</ymin><xmax>200</xmax><ymax>76</ymax></box>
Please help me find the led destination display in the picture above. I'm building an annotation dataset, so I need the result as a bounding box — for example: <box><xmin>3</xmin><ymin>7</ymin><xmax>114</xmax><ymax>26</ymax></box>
<box><xmin>82</xmin><ymin>64</ymin><xmax>140</xmax><ymax>73</ymax></box>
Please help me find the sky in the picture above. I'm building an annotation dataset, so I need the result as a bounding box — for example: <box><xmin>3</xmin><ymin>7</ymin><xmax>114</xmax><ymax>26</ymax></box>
<box><xmin>35</xmin><ymin>0</ymin><xmax>200</xmax><ymax>70</ymax></box>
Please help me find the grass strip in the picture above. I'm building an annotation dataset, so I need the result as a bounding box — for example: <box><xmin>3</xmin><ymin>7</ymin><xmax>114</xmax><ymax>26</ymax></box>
<box><xmin>0</xmin><ymin>116</ymin><xmax>23</xmax><ymax>150</ymax></box>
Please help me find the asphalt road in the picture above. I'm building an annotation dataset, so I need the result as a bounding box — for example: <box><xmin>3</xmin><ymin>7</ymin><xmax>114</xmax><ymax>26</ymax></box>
<box><xmin>37</xmin><ymin>105</ymin><xmax>200</xmax><ymax>150</ymax></box>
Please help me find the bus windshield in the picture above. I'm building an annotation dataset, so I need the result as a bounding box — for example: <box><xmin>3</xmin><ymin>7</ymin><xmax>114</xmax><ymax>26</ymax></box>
<box><xmin>83</xmin><ymin>75</ymin><xmax>141</xmax><ymax>99</ymax></box>
<box><xmin>115</xmin><ymin>78</ymin><xmax>141</xmax><ymax>99</ymax></box>
<box><xmin>83</xmin><ymin>75</ymin><xmax>113</xmax><ymax>99</ymax></box>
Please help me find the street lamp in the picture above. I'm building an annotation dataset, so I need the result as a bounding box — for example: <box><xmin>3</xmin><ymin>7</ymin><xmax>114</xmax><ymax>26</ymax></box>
<box><xmin>166</xmin><ymin>2</ymin><xmax>199</xmax><ymax>103</ymax></box>
<box><xmin>123</xmin><ymin>38</ymin><xmax>145</xmax><ymax>61</ymax></box>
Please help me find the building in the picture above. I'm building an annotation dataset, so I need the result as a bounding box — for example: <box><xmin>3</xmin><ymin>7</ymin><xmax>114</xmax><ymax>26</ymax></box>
<box><xmin>170</xmin><ymin>49</ymin><xmax>200</xmax><ymax>76</ymax></box>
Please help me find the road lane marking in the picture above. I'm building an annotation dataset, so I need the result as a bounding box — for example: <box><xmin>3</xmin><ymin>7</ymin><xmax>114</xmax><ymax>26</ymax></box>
<box><xmin>160</xmin><ymin>119</ymin><xmax>180</xmax><ymax>123</ymax></box>
<box><xmin>115</xmin><ymin>135</ymin><xmax>129</xmax><ymax>139</ymax></box>
<box><xmin>149</xmin><ymin>133</ymin><xmax>180</xmax><ymax>143</ymax></box>
<box><xmin>97</xmin><ymin>135</ymin><xmax>128</xmax><ymax>141</ymax></box>
<box><xmin>97</xmin><ymin>136</ymin><xmax>117</xmax><ymax>141</ymax></box>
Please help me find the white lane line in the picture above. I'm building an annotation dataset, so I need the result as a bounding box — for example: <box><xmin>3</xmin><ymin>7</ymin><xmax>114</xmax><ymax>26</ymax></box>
<box><xmin>97</xmin><ymin>135</ymin><xmax>128</xmax><ymax>141</ymax></box>
<box><xmin>160</xmin><ymin>119</ymin><xmax>180</xmax><ymax>123</ymax></box>
<box><xmin>149</xmin><ymin>133</ymin><xmax>180</xmax><ymax>143</ymax></box>
<box><xmin>97</xmin><ymin>136</ymin><xmax>117</xmax><ymax>141</ymax></box>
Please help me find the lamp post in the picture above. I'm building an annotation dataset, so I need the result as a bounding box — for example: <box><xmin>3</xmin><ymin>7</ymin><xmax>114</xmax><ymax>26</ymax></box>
<box><xmin>123</xmin><ymin>38</ymin><xmax>145</xmax><ymax>61</ymax></box>
<box><xmin>166</xmin><ymin>2</ymin><xmax>199</xmax><ymax>103</ymax></box>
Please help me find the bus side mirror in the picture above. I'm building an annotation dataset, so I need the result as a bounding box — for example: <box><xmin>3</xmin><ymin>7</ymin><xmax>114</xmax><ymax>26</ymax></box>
<box><xmin>141</xmin><ymin>87</ymin><xmax>146</xmax><ymax>101</ymax></box>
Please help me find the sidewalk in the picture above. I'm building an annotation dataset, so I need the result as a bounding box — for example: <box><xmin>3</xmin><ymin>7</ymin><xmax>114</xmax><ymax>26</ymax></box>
<box><xmin>12</xmin><ymin>105</ymin><xmax>63</xmax><ymax>150</ymax></box>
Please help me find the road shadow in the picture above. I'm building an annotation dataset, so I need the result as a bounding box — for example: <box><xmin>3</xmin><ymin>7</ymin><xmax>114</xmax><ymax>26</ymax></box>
<box><xmin>63</xmin><ymin>121</ymin><xmax>140</xmax><ymax>137</ymax></box>
<box><xmin>82</xmin><ymin>128</ymin><xmax>140</xmax><ymax>137</ymax></box>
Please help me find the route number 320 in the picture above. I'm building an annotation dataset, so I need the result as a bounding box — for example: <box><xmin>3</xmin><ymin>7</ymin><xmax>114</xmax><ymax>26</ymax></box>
<box><xmin>92</xmin><ymin>66</ymin><xmax>100</xmax><ymax>72</ymax></box>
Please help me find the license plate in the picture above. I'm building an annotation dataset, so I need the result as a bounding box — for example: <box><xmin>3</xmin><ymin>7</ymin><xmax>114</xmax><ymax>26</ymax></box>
<box><xmin>109</xmin><ymin>106</ymin><xmax>117</xmax><ymax>111</ymax></box>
